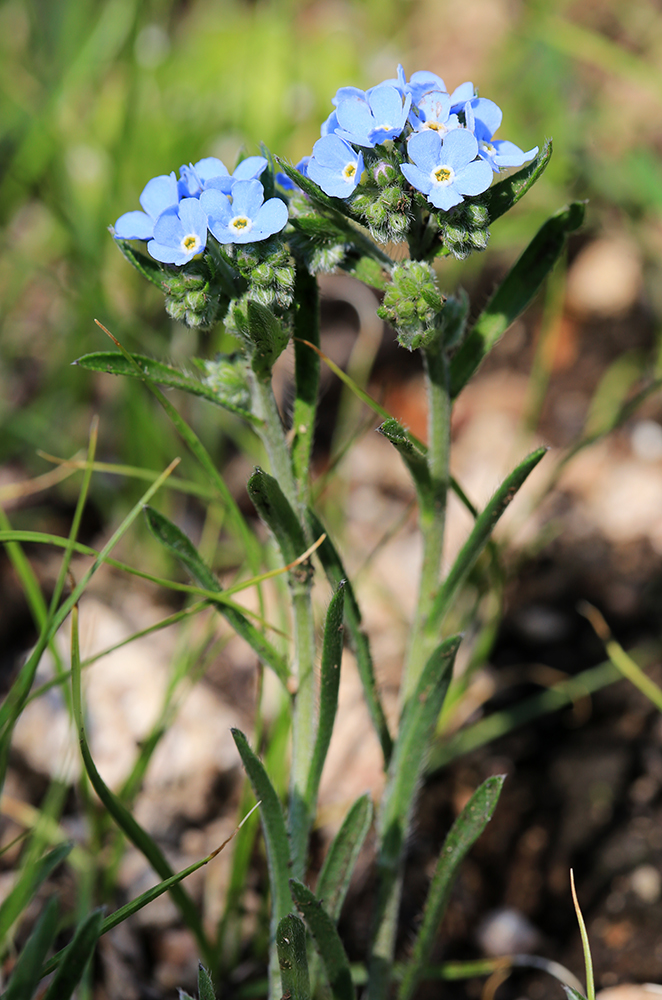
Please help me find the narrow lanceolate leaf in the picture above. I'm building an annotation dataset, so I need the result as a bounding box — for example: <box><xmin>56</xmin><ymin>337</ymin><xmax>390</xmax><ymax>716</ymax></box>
<box><xmin>0</xmin><ymin>841</ymin><xmax>72</xmax><ymax>946</ymax></box>
<box><xmin>483</xmin><ymin>139</ymin><xmax>553</xmax><ymax>223</ymax></box>
<box><xmin>70</xmin><ymin>607</ymin><xmax>212</xmax><ymax>969</ymax></box>
<box><xmin>231</xmin><ymin>729</ymin><xmax>292</xmax><ymax>930</ymax></box>
<box><xmin>74</xmin><ymin>351</ymin><xmax>258</xmax><ymax>423</ymax></box>
<box><xmin>197</xmin><ymin>964</ymin><xmax>217</xmax><ymax>1000</ymax></box>
<box><xmin>428</xmin><ymin>446</ymin><xmax>548</xmax><ymax>630</ymax></box>
<box><xmin>449</xmin><ymin>201</ymin><xmax>585</xmax><ymax>398</ymax></box>
<box><xmin>277</xmin><ymin>913</ymin><xmax>311</xmax><ymax>1000</ymax></box>
<box><xmin>397</xmin><ymin>775</ymin><xmax>506</xmax><ymax>1000</ymax></box>
<box><xmin>247</xmin><ymin>468</ymin><xmax>308</xmax><ymax>566</ymax></box>
<box><xmin>378</xmin><ymin>418</ymin><xmax>432</xmax><ymax>506</ymax></box>
<box><xmin>316</xmin><ymin>793</ymin><xmax>373</xmax><ymax>923</ymax></box>
<box><xmin>308</xmin><ymin>509</ymin><xmax>392</xmax><ymax>766</ymax></box>
<box><xmin>114</xmin><ymin>239</ymin><xmax>168</xmax><ymax>289</ymax></box>
<box><xmin>143</xmin><ymin>506</ymin><xmax>290</xmax><ymax>687</ymax></box>
<box><xmin>43</xmin><ymin>907</ymin><xmax>105</xmax><ymax>1000</ymax></box>
<box><xmin>306</xmin><ymin>582</ymin><xmax>346</xmax><ymax>807</ymax></box>
<box><xmin>290</xmin><ymin>879</ymin><xmax>355</xmax><ymax>1000</ymax></box>
<box><xmin>3</xmin><ymin>896</ymin><xmax>58</xmax><ymax>1000</ymax></box>
<box><xmin>380</xmin><ymin>637</ymin><xmax>461</xmax><ymax>869</ymax></box>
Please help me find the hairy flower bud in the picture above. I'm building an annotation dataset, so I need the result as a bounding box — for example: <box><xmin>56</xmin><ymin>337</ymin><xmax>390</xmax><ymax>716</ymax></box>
<box><xmin>377</xmin><ymin>260</ymin><xmax>445</xmax><ymax>350</ymax></box>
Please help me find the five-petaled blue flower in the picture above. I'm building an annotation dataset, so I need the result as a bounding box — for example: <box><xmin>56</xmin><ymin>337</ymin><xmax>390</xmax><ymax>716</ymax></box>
<box><xmin>464</xmin><ymin>98</ymin><xmax>538</xmax><ymax>172</ymax></box>
<box><xmin>307</xmin><ymin>135</ymin><xmax>364</xmax><ymax>199</ymax></box>
<box><xmin>409</xmin><ymin>90</ymin><xmax>460</xmax><ymax>137</ymax></box>
<box><xmin>334</xmin><ymin>83</ymin><xmax>412</xmax><ymax>148</ymax></box>
<box><xmin>148</xmin><ymin>197</ymin><xmax>208</xmax><ymax>265</ymax></box>
<box><xmin>178</xmin><ymin>156</ymin><xmax>268</xmax><ymax>198</ymax></box>
<box><xmin>200</xmin><ymin>179</ymin><xmax>288</xmax><ymax>244</ymax></box>
<box><xmin>401</xmin><ymin>129</ymin><xmax>493</xmax><ymax>211</ymax></box>
<box><xmin>114</xmin><ymin>172</ymin><xmax>179</xmax><ymax>241</ymax></box>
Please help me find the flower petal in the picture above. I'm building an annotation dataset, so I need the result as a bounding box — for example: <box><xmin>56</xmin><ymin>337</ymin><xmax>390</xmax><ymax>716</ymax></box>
<box><xmin>153</xmin><ymin>207</ymin><xmax>184</xmax><ymax>246</ymax></box>
<box><xmin>194</xmin><ymin>157</ymin><xmax>230</xmax><ymax>182</ymax></box>
<box><xmin>139</xmin><ymin>173</ymin><xmax>179</xmax><ymax>219</ymax></box>
<box><xmin>178</xmin><ymin>196</ymin><xmax>208</xmax><ymax>236</ymax></box>
<box><xmin>229</xmin><ymin>178</ymin><xmax>264</xmax><ymax>218</ymax></box>
<box><xmin>454</xmin><ymin>158</ymin><xmax>493</xmax><ymax>196</ymax></box>
<box><xmin>440</xmin><ymin>129</ymin><xmax>479</xmax><ymax>170</ymax></box>
<box><xmin>114</xmin><ymin>210</ymin><xmax>154</xmax><ymax>240</ymax></box>
<box><xmin>407</xmin><ymin>129</ymin><xmax>442</xmax><ymax>170</ymax></box>
<box><xmin>250</xmin><ymin>197</ymin><xmax>289</xmax><ymax>238</ymax></box>
<box><xmin>147</xmin><ymin>239</ymin><xmax>189</xmax><ymax>265</ymax></box>
<box><xmin>199</xmin><ymin>188</ymin><xmax>232</xmax><ymax>226</ymax></box>
<box><xmin>400</xmin><ymin>161</ymin><xmax>433</xmax><ymax>194</ymax></box>
<box><xmin>232</xmin><ymin>156</ymin><xmax>268</xmax><ymax>180</ymax></box>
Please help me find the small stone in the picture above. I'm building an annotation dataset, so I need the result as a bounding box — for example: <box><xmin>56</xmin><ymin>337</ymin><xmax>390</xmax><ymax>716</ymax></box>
<box><xmin>476</xmin><ymin>907</ymin><xmax>540</xmax><ymax>956</ymax></box>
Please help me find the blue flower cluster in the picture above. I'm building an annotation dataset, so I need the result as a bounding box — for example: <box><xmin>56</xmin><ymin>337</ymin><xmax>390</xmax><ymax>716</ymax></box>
<box><xmin>305</xmin><ymin>65</ymin><xmax>538</xmax><ymax>212</ymax></box>
<box><xmin>114</xmin><ymin>156</ymin><xmax>288</xmax><ymax>265</ymax></box>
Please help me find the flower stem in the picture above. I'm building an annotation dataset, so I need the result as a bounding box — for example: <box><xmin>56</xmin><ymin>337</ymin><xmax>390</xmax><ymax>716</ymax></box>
<box><xmin>400</xmin><ymin>342</ymin><xmax>451</xmax><ymax>704</ymax></box>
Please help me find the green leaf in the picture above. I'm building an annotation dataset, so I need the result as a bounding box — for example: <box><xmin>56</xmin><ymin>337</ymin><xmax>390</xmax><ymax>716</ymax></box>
<box><xmin>197</xmin><ymin>964</ymin><xmax>217</xmax><ymax>1000</ymax></box>
<box><xmin>397</xmin><ymin>775</ymin><xmax>505</xmax><ymax>1000</ymax></box>
<box><xmin>143</xmin><ymin>506</ymin><xmax>290</xmax><ymax>688</ymax></box>
<box><xmin>449</xmin><ymin>202</ymin><xmax>585</xmax><ymax>398</ymax></box>
<box><xmin>308</xmin><ymin>509</ymin><xmax>393</xmax><ymax>766</ymax></box>
<box><xmin>243</xmin><ymin>299</ymin><xmax>290</xmax><ymax>377</ymax></box>
<box><xmin>0</xmin><ymin>842</ymin><xmax>72</xmax><ymax>948</ymax></box>
<box><xmin>483</xmin><ymin>139</ymin><xmax>553</xmax><ymax>223</ymax></box>
<box><xmin>290</xmin><ymin>879</ymin><xmax>355</xmax><ymax>1000</ymax></box>
<box><xmin>73</xmin><ymin>351</ymin><xmax>259</xmax><ymax>423</ymax></box>
<box><xmin>428</xmin><ymin>446</ymin><xmax>548</xmax><ymax>630</ymax></box>
<box><xmin>247</xmin><ymin>468</ymin><xmax>308</xmax><ymax>566</ymax></box>
<box><xmin>306</xmin><ymin>582</ymin><xmax>346</xmax><ymax>808</ymax></box>
<box><xmin>564</xmin><ymin>989</ymin><xmax>588</xmax><ymax>1000</ymax></box>
<box><xmin>231</xmin><ymin>729</ymin><xmax>292</xmax><ymax>930</ymax></box>
<box><xmin>316</xmin><ymin>793</ymin><xmax>373</xmax><ymax>923</ymax></box>
<box><xmin>43</xmin><ymin>907</ymin><xmax>104</xmax><ymax>1000</ymax></box>
<box><xmin>3</xmin><ymin>896</ymin><xmax>58</xmax><ymax>1000</ymax></box>
<box><xmin>277</xmin><ymin>913</ymin><xmax>310</xmax><ymax>1000</ymax></box>
<box><xmin>113</xmin><ymin>239</ymin><xmax>167</xmax><ymax>289</ymax></box>
<box><xmin>291</xmin><ymin>267</ymin><xmax>321</xmax><ymax>507</ymax></box>
<box><xmin>378</xmin><ymin>418</ymin><xmax>432</xmax><ymax>505</ymax></box>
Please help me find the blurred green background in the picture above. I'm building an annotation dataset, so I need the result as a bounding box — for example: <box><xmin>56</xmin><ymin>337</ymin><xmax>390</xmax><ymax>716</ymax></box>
<box><xmin>1</xmin><ymin>0</ymin><xmax>662</xmax><ymax>504</ymax></box>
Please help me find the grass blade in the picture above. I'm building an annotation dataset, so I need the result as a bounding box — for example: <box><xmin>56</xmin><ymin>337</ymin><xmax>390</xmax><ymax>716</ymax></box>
<box><xmin>482</xmin><ymin>139</ymin><xmax>553</xmax><ymax>224</ymax></box>
<box><xmin>43</xmin><ymin>907</ymin><xmax>104</xmax><ymax>1000</ymax></box>
<box><xmin>290</xmin><ymin>879</ymin><xmax>355</xmax><ymax>1000</ymax></box>
<box><xmin>69</xmin><ymin>606</ymin><xmax>213</xmax><ymax>970</ymax></box>
<box><xmin>2</xmin><ymin>896</ymin><xmax>59</xmax><ymax>1000</ymax></box>
<box><xmin>398</xmin><ymin>775</ymin><xmax>505</xmax><ymax>1000</ymax></box>
<box><xmin>316</xmin><ymin>793</ymin><xmax>373</xmax><ymax>923</ymax></box>
<box><xmin>428</xmin><ymin>446</ymin><xmax>548</xmax><ymax>630</ymax></box>
<box><xmin>144</xmin><ymin>506</ymin><xmax>291</xmax><ymax>686</ymax></box>
<box><xmin>0</xmin><ymin>842</ymin><xmax>72</xmax><ymax>948</ymax></box>
<box><xmin>449</xmin><ymin>202</ymin><xmax>586</xmax><ymax>398</ymax></box>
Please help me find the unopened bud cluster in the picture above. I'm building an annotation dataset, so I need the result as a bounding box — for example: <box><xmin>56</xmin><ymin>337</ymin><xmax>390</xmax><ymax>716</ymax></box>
<box><xmin>378</xmin><ymin>261</ymin><xmax>446</xmax><ymax>351</ymax></box>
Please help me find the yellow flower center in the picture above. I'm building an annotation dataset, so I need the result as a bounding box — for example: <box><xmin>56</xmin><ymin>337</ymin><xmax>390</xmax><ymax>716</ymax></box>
<box><xmin>181</xmin><ymin>233</ymin><xmax>201</xmax><ymax>253</ymax></box>
<box><xmin>342</xmin><ymin>163</ymin><xmax>356</xmax><ymax>181</ymax></box>
<box><xmin>424</xmin><ymin>121</ymin><xmax>447</xmax><ymax>134</ymax></box>
<box><xmin>230</xmin><ymin>215</ymin><xmax>252</xmax><ymax>232</ymax></box>
<box><xmin>433</xmin><ymin>166</ymin><xmax>453</xmax><ymax>184</ymax></box>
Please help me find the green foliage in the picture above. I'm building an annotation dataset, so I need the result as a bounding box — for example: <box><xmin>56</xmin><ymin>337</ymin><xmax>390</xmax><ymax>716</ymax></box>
<box><xmin>378</xmin><ymin>260</ymin><xmax>445</xmax><ymax>351</ymax></box>
<box><xmin>277</xmin><ymin>913</ymin><xmax>311</xmax><ymax>1000</ymax></box>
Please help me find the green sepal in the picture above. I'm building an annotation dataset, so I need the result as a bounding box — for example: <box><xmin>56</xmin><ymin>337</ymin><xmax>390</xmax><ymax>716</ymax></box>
<box><xmin>483</xmin><ymin>138</ymin><xmax>553</xmax><ymax>223</ymax></box>
<box><xmin>231</xmin><ymin>729</ymin><xmax>292</xmax><ymax>930</ymax></box>
<box><xmin>397</xmin><ymin>775</ymin><xmax>505</xmax><ymax>1000</ymax></box>
<box><xmin>2</xmin><ymin>896</ymin><xmax>59</xmax><ymax>1000</ymax></box>
<box><xmin>113</xmin><ymin>237</ymin><xmax>168</xmax><ymax>289</ymax></box>
<box><xmin>43</xmin><ymin>907</ymin><xmax>105</xmax><ymax>1000</ymax></box>
<box><xmin>316</xmin><ymin>793</ymin><xmax>373</xmax><ymax>923</ymax></box>
<box><xmin>73</xmin><ymin>351</ymin><xmax>260</xmax><ymax>425</ymax></box>
<box><xmin>143</xmin><ymin>505</ymin><xmax>290</xmax><ymax>686</ymax></box>
<box><xmin>247</xmin><ymin>468</ymin><xmax>309</xmax><ymax>569</ymax></box>
<box><xmin>450</xmin><ymin>201</ymin><xmax>585</xmax><ymax>397</ymax></box>
<box><xmin>276</xmin><ymin>913</ymin><xmax>311</xmax><ymax>1000</ymax></box>
<box><xmin>306</xmin><ymin>582</ymin><xmax>346</xmax><ymax>807</ymax></box>
<box><xmin>290</xmin><ymin>879</ymin><xmax>355</xmax><ymax>1000</ymax></box>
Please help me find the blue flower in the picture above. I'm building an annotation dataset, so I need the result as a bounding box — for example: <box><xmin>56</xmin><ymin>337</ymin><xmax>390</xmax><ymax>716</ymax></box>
<box><xmin>334</xmin><ymin>84</ymin><xmax>412</xmax><ymax>148</ymax></box>
<box><xmin>400</xmin><ymin>128</ymin><xmax>493</xmax><ymax>211</ymax></box>
<box><xmin>306</xmin><ymin>135</ymin><xmax>364</xmax><ymax>199</ymax></box>
<box><xmin>449</xmin><ymin>81</ymin><xmax>476</xmax><ymax>111</ymax></box>
<box><xmin>200</xmin><ymin>179</ymin><xmax>288</xmax><ymax>244</ymax></box>
<box><xmin>409</xmin><ymin>90</ymin><xmax>460</xmax><ymax>137</ymax></box>
<box><xmin>406</xmin><ymin>69</ymin><xmax>446</xmax><ymax>104</ymax></box>
<box><xmin>178</xmin><ymin>156</ymin><xmax>268</xmax><ymax>198</ymax></box>
<box><xmin>113</xmin><ymin>172</ymin><xmax>179</xmax><ymax>241</ymax></box>
<box><xmin>464</xmin><ymin>99</ymin><xmax>538</xmax><ymax>172</ymax></box>
<box><xmin>148</xmin><ymin>197</ymin><xmax>208</xmax><ymax>265</ymax></box>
